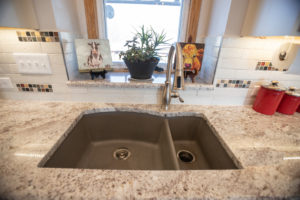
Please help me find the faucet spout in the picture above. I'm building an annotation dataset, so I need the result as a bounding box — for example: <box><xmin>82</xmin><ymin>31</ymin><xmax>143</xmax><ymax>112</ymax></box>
<box><xmin>162</xmin><ymin>43</ymin><xmax>184</xmax><ymax>111</ymax></box>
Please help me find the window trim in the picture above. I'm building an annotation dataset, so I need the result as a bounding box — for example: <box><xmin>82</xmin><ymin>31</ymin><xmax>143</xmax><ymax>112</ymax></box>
<box><xmin>96</xmin><ymin>0</ymin><xmax>190</xmax><ymax>67</ymax></box>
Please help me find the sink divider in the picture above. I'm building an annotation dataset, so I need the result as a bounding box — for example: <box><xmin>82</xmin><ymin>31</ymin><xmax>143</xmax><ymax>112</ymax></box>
<box><xmin>160</xmin><ymin>119</ymin><xmax>180</xmax><ymax>170</ymax></box>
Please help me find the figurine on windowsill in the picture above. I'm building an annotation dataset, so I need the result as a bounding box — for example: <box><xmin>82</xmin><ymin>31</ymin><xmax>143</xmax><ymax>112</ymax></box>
<box><xmin>90</xmin><ymin>70</ymin><xmax>107</xmax><ymax>80</ymax></box>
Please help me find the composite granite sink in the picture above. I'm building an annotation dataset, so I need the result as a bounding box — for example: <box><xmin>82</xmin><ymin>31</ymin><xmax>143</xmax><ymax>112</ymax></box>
<box><xmin>40</xmin><ymin>111</ymin><xmax>239</xmax><ymax>170</ymax></box>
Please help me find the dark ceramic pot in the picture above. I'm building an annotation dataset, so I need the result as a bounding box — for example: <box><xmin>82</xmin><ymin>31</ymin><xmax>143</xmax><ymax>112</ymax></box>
<box><xmin>124</xmin><ymin>58</ymin><xmax>159</xmax><ymax>79</ymax></box>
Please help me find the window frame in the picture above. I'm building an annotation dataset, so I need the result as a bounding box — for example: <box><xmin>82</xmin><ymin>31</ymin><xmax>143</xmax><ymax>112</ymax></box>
<box><xmin>96</xmin><ymin>0</ymin><xmax>191</xmax><ymax>67</ymax></box>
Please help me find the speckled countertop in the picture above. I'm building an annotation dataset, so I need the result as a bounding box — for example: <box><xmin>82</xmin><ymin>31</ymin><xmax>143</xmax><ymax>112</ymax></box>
<box><xmin>0</xmin><ymin>100</ymin><xmax>299</xmax><ymax>200</ymax></box>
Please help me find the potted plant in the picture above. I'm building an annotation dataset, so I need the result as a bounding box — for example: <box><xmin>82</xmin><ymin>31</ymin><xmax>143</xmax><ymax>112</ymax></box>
<box><xmin>119</xmin><ymin>26</ymin><xmax>168</xmax><ymax>80</ymax></box>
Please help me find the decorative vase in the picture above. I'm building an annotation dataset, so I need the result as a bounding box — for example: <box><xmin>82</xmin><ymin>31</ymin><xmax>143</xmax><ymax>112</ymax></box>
<box><xmin>124</xmin><ymin>58</ymin><xmax>159</xmax><ymax>80</ymax></box>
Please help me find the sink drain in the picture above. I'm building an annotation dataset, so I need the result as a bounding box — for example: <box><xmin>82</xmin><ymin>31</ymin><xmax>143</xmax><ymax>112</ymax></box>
<box><xmin>177</xmin><ymin>150</ymin><xmax>195</xmax><ymax>163</ymax></box>
<box><xmin>113</xmin><ymin>148</ymin><xmax>131</xmax><ymax>160</ymax></box>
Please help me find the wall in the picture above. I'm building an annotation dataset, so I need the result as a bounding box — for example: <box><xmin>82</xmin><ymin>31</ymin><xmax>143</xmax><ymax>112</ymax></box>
<box><xmin>1</xmin><ymin>29</ymin><xmax>300</xmax><ymax>106</ymax></box>
<box><xmin>197</xmin><ymin>0</ymin><xmax>232</xmax><ymax>84</ymax></box>
<box><xmin>52</xmin><ymin>0</ymin><xmax>81</xmax><ymax>33</ymax></box>
<box><xmin>0</xmin><ymin>30</ymin><xmax>68</xmax><ymax>100</ymax></box>
<box><xmin>213</xmin><ymin>36</ymin><xmax>300</xmax><ymax>105</ymax></box>
<box><xmin>33</xmin><ymin>0</ymin><xmax>57</xmax><ymax>31</ymax></box>
<box><xmin>199</xmin><ymin>36</ymin><xmax>221</xmax><ymax>84</ymax></box>
<box><xmin>0</xmin><ymin>0</ymin><xmax>39</xmax><ymax>29</ymax></box>
<box><xmin>0</xmin><ymin>30</ymin><xmax>163</xmax><ymax>103</ymax></box>
<box><xmin>224</xmin><ymin>0</ymin><xmax>248</xmax><ymax>36</ymax></box>
<box><xmin>195</xmin><ymin>0</ymin><xmax>212</xmax><ymax>42</ymax></box>
<box><xmin>206</xmin><ymin>0</ymin><xmax>231</xmax><ymax>37</ymax></box>
<box><xmin>33</xmin><ymin>0</ymin><xmax>82</xmax><ymax>33</ymax></box>
<box><xmin>241</xmin><ymin>0</ymin><xmax>300</xmax><ymax>36</ymax></box>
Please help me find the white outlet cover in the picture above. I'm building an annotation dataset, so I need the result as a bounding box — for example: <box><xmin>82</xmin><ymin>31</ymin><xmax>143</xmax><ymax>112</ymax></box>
<box><xmin>0</xmin><ymin>77</ymin><xmax>14</xmax><ymax>88</ymax></box>
<box><xmin>13</xmin><ymin>53</ymin><xmax>52</xmax><ymax>74</ymax></box>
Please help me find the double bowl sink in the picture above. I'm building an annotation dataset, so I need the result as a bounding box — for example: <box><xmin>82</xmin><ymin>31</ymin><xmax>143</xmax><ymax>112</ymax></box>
<box><xmin>39</xmin><ymin>111</ymin><xmax>239</xmax><ymax>170</ymax></box>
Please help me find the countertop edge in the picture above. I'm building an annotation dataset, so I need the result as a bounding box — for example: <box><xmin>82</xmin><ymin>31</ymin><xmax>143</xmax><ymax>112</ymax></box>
<box><xmin>66</xmin><ymin>80</ymin><xmax>214</xmax><ymax>90</ymax></box>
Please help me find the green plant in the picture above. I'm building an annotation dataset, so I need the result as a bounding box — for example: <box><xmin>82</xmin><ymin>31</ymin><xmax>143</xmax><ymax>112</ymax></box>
<box><xmin>119</xmin><ymin>26</ymin><xmax>169</xmax><ymax>63</ymax></box>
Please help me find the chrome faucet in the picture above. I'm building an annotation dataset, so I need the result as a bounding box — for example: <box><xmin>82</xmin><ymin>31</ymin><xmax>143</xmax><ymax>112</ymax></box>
<box><xmin>162</xmin><ymin>43</ymin><xmax>184</xmax><ymax>110</ymax></box>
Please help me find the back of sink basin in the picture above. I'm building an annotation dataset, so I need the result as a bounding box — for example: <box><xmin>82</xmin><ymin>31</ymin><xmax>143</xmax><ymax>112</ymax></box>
<box><xmin>168</xmin><ymin>116</ymin><xmax>238</xmax><ymax>170</ymax></box>
<box><xmin>43</xmin><ymin>112</ymin><xmax>179</xmax><ymax>170</ymax></box>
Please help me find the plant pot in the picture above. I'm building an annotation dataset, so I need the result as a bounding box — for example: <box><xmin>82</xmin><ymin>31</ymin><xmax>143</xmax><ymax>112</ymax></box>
<box><xmin>124</xmin><ymin>58</ymin><xmax>159</xmax><ymax>80</ymax></box>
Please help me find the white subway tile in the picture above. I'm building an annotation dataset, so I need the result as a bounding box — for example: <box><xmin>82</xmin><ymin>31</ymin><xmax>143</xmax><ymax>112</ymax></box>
<box><xmin>50</xmin><ymin>73</ymin><xmax>68</xmax><ymax>84</ymax></box>
<box><xmin>0</xmin><ymin>64</ymin><xmax>11</xmax><ymax>74</ymax></box>
<box><xmin>0</xmin><ymin>53</ymin><xmax>16</xmax><ymax>64</ymax></box>
<box><xmin>218</xmin><ymin>57</ymin><xmax>257</xmax><ymax>70</ymax></box>
<box><xmin>0</xmin><ymin>30</ymin><xmax>19</xmax><ymax>43</ymax></box>
<box><xmin>243</xmin><ymin>49</ymin><xmax>273</xmax><ymax>60</ymax></box>
<box><xmin>219</xmin><ymin>48</ymin><xmax>246</xmax><ymax>58</ymax></box>
<box><xmin>0</xmin><ymin>43</ymin><xmax>42</xmax><ymax>53</ymax></box>
<box><xmin>234</xmin><ymin>70</ymin><xmax>272</xmax><ymax>80</ymax></box>
<box><xmin>0</xmin><ymin>64</ymin><xmax>18</xmax><ymax>75</ymax></box>
<box><xmin>48</xmin><ymin>54</ymin><xmax>65</xmax><ymax>66</ymax></box>
<box><xmin>222</xmin><ymin>37</ymin><xmax>267</xmax><ymax>49</ymax></box>
<box><xmin>213</xmin><ymin>88</ymin><xmax>250</xmax><ymax>97</ymax></box>
<box><xmin>279</xmin><ymin>80</ymin><xmax>300</xmax><ymax>88</ymax></box>
<box><xmin>270</xmin><ymin>71</ymin><xmax>300</xmax><ymax>81</ymax></box>
<box><xmin>215</xmin><ymin>69</ymin><xmax>237</xmax><ymax>79</ymax></box>
<box><xmin>9</xmin><ymin>64</ymin><xmax>19</xmax><ymax>74</ymax></box>
<box><xmin>211</xmin><ymin>95</ymin><xmax>246</xmax><ymax>105</ymax></box>
<box><xmin>41</xmin><ymin>43</ymin><xmax>62</xmax><ymax>54</ymax></box>
<box><xmin>68</xmin><ymin>86</ymin><xmax>88</xmax><ymax>94</ymax></box>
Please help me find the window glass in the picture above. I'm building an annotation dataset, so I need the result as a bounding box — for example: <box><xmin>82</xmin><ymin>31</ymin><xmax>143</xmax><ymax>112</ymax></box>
<box><xmin>104</xmin><ymin>0</ymin><xmax>183</xmax><ymax>63</ymax></box>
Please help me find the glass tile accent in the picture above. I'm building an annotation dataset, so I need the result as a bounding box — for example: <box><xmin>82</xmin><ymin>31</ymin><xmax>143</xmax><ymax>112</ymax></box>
<box><xmin>16</xmin><ymin>31</ymin><xmax>59</xmax><ymax>42</ymax></box>
<box><xmin>16</xmin><ymin>83</ymin><xmax>53</xmax><ymax>92</ymax></box>
<box><xmin>256</xmin><ymin>61</ymin><xmax>284</xmax><ymax>71</ymax></box>
<box><xmin>215</xmin><ymin>79</ymin><xmax>251</xmax><ymax>88</ymax></box>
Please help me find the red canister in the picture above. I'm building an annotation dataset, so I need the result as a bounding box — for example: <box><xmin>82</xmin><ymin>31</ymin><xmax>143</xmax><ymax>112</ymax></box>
<box><xmin>253</xmin><ymin>81</ymin><xmax>286</xmax><ymax>115</ymax></box>
<box><xmin>277</xmin><ymin>87</ymin><xmax>300</xmax><ymax>115</ymax></box>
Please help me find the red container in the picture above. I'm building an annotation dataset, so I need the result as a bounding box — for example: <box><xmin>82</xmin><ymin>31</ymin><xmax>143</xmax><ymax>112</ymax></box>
<box><xmin>297</xmin><ymin>105</ymin><xmax>300</xmax><ymax>113</ymax></box>
<box><xmin>253</xmin><ymin>81</ymin><xmax>286</xmax><ymax>115</ymax></box>
<box><xmin>277</xmin><ymin>87</ymin><xmax>300</xmax><ymax>115</ymax></box>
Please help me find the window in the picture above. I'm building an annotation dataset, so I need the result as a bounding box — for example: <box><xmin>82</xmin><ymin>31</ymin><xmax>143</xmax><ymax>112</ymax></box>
<box><xmin>102</xmin><ymin>0</ymin><xmax>186</xmax><ymax>64</ymax></box>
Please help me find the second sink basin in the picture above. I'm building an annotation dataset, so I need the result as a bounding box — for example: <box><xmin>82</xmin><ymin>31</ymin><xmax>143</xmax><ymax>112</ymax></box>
<box><xmin>40</xmin><ymin>110</ymin><xmax>240</xmax><ymax>170</ymax></box>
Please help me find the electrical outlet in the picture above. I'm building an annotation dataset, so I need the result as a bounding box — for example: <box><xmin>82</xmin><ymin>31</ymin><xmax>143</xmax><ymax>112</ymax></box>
<box><xmin>13</xmin><ymin>53</ymin><xmax>52</xmax><ymax>74</ymax></box>
<box><xmin>0</xmin><ymin>77</ymin><xmax>13</xmax><ymax>88</ymax></box>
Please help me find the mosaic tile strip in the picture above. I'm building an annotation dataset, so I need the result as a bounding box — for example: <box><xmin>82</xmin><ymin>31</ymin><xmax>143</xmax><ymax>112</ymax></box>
<box><xmin>16</xmin><ymin>84</ymin><xmax>53</xmax><ymax>92</ymax></box>
<box><xmin>16</xmin><ymin>31</ymin><xmax>59</xmax><ymax>42</ymax></box>
<box><xmin>255</xmin><ymin>61</ymin><xmax>287</xmax><ymax>71</ymax></box>
<box><xmin>216</xmin><ymin>79</ymin><xmax>251</xmax><ymax>88</ymax></box>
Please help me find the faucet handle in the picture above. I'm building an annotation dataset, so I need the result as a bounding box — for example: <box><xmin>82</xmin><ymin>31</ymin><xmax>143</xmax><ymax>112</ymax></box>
<box><xmin>178</xmin><ymin>96</ymin><xmax>184</xmax><ymax>103</ymax></box>
<box><xmin>171</xmin><ymin>92</ymin><xmax>184</xmax><ymax>103</ymax></box>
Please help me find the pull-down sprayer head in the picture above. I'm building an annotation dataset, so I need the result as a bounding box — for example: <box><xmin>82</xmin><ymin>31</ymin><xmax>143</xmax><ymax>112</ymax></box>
<box><xmin>173</xmin><ymin>43</ymin><xmax>184</xmax><ymax>90</ymax></box>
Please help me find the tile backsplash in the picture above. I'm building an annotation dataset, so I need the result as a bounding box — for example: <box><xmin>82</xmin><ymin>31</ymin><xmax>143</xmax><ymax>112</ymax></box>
<box><xmin>214</xmin><ymin>36</ymin><xmax>300</xmax><ymax>104</ymax></box>
<box><xmin>0</xmin><ymin>29</ymin><xmax>300</xmax><ymax>106</ymax></box>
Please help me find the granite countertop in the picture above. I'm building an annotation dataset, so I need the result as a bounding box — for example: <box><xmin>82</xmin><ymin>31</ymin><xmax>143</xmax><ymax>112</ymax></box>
<box><xmin>0</xmin><ymin>100</ymin><xmax>299</xmax><ymax>199</ymax></box>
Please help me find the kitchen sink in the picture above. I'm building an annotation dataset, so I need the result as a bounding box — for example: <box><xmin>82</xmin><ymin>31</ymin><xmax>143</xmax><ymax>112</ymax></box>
<box><xmin>39</xmin><ymin>111</ymin><xmax>239</xmax><ymax>170</ymax></box>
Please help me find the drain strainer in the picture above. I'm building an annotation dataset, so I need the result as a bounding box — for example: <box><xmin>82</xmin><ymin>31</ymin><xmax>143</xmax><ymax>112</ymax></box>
<box><xmin>113</xmin><ymin>148</ymin><xmax>131</xmax><ymax>160</ymax></box>
<box><xmin>177</xmin><ymin>150</ymin><xmax>195</xmax><ymax>163</ymax></box>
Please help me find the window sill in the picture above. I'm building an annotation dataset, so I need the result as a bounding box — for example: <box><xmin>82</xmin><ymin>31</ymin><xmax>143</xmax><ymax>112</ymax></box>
<box><xmin>66</xmin><ymin>72</ymin><xmax>214</xmax><ymax>90</ymax></box>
